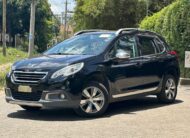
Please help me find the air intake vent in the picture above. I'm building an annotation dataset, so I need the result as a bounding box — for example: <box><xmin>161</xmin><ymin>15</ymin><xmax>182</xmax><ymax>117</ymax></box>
<box><xmin>12</xmin><ymin>71</ymin><xmax>48</xmax><ymax>84</ymax></box>
<box><xmin>11</xmin><ymin>90</ymin><xmax>42</xmax><ymax>101</ymax></box>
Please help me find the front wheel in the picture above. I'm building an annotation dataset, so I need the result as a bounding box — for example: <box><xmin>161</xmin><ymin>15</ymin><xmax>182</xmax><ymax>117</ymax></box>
<box><xmin>74</xmin><ymin>82</ymin><xmax>109</xmax><ymax>117</ymax></box>
<box><xmin>157</xmin><ymin>75</ymin><xmax>177</xmax><ymax>103</ymax></box>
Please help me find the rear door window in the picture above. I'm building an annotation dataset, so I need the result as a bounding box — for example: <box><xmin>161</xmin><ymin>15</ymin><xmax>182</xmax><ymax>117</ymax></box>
<box><xmin>138</xmin><ymin>36</ymin><xmax>158</xmax><ymax>56</ymax></box>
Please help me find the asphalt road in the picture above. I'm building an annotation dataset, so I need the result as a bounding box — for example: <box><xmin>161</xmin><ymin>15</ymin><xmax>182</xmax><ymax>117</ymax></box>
<box><xmin>0</xmin><ymin>86</ymin><xmax>190</xmax><ymax>138</ymax></box>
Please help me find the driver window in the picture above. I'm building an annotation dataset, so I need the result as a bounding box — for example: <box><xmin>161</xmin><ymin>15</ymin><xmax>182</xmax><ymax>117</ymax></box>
<box><xmin>109</xmin><ymin>35</ymin><xmax>138</xmax><ymax>58</ymax></box>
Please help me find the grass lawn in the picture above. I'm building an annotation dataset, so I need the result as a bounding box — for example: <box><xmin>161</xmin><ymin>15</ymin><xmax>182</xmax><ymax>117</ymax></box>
<box><xmin>0</xmin><ymin>47</ymin><xmax>27</xmax><ymax>65</ymax></box>
<box><xmin>0</xmin><ymin>47</ymin><xmax>27</xmax><ymax>89</ymax></box>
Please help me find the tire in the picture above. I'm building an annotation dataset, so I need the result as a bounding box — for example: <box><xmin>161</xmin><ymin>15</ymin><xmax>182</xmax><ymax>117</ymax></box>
<box><xmin>20</xmin><ymin>105</ymin><xmax>41</xmax><ymax>111</ymax></box>
<box><xmin>157</xmin><ymin>75</ymin><xmax>177</xmax><ymax>103</ymax></box>
<box><xmin>74</xmin><ymin>82</ymin><xmax>109</xmax><ymax>117</ymax></box>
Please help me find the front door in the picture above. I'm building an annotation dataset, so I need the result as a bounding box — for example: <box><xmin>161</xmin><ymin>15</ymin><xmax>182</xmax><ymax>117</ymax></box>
<box><xmin>107</xmin><ymin>34</ymin><xmax>146</xmax><ymax>98</ymax></box>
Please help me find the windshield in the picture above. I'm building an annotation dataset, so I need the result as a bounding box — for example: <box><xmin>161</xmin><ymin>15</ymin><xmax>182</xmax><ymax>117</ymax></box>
<box><xmin>44</xmin><ymin>33</ymin><xmax>116</xmax><ymax>55</ymax></box>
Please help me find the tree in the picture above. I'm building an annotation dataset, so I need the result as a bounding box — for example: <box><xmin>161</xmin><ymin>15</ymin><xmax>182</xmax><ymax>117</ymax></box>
<box><xmin>147</xmin><ymin>0</ymin><xmax>175</xmax><ymax>14</ymax></box>
<box><xmin>2</xmin><ymin>0</ymin><xmax>6</xmax><ymax>56</ymax></box>
<box><xmin>74</xmin><ymin>0</ymin><xmax>145</xmax><ymax>31</ymax></box>
<box><xmin>0</xmin><ymin>0</ymin><xmax>59</xmax><ymax>53</ymax></box>
<box><xmin>35</xmin><ymin>0</ymin><xmax>58</xmax><ymax>52</ymax></box>
<box><xmin>73</xmin><ymin>0</ymin><xmax>175</xmax><ymax>31</ymax></box>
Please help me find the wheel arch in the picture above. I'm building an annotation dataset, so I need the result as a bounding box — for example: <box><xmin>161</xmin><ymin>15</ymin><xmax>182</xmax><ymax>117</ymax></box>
<box><xmin>83</xmin><ymin>72</ymin><xmax>111</xmax><ymax>94</ymax></box>
<box><xmin>164</xmin><ymin>66</ymin><xmax>180</xmax><ymax>84</ymax></box>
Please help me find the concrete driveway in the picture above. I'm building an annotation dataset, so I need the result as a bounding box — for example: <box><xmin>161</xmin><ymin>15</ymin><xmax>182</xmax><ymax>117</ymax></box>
<box><xmin>0</xmin><ymin>86</ymin><xmax>190</xmax><ymax>138</ymax></box>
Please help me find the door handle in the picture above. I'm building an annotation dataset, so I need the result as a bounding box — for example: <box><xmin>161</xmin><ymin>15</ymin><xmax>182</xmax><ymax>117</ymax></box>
<box><xmin>135</xmin><ymin>62</ymin><xmax>143</xmax><ymax>67</ymax></box>
<box><xmin>158</xmin><ymin>58</ymin><xmax>165</xmax><ymax>63</ymax></box>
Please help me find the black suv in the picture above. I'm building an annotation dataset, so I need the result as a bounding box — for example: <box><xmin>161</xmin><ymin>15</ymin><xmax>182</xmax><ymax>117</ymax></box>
<box><xmin>5</xmin><ymin>28</ymin><xmax>180</xmax><ymax>117</ymax></box>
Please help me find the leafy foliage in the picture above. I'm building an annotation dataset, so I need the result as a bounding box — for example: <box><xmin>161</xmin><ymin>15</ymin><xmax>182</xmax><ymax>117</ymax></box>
<box><xmin>0</xmin><ymin>0</ymin><xmax>59</xmax><ymax>53</ymax></box>
<box><xmin>144</xmin><ymin>0</ymin><xmax>175</xmax><ymax>14</ymax></box>
<box><xmin>0</xmin><ymin>47</ymin><xmax>27</xmax><ymax>88</ymax></box>
<box><xmin>73</xmin><ymin>0</ymin><xmax>174</xmax><ymax>31</ymax></box>
<box><xmin>74</xmin><ymin>0</ymin><xmax>146</xmax><ymax>31</ymax></box>
<box><xmin>140</xmin><ymin>0</ymin><xmax>190</xmax><ymax>77</ymax></box>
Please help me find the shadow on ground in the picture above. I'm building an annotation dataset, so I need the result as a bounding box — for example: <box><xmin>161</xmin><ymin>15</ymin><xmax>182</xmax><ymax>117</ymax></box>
<box><xmin>7</xmin><ymin>96</ymin><xmax>183</xmax><ymax>121</ymax></box>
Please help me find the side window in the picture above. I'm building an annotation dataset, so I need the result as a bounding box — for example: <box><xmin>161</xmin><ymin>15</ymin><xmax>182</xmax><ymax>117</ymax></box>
<box><xmin>109</xmin><ymin>35</ymin><xmax>138</xmax><ymax>58</ymax></box>
<box><xmin>138</xmin><ymin>36</ymin><xmax>158</xmax><ymax>56</ymax></box>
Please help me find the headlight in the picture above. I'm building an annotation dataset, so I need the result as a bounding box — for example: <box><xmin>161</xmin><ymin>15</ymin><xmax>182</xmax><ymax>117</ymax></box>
<box><xmin>51</xmin><ymin>62</ymin><xmax>84</xmax><ymax>79</ymax></box>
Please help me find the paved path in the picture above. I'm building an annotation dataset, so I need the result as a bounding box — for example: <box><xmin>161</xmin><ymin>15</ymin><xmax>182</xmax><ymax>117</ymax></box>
<box><xmin>0</xmin><ymin>86</ymin><xmax>190</xmax><ymax>138</ymax></box>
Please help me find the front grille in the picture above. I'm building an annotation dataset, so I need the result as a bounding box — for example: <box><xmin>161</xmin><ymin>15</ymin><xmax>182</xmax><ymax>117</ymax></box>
<box><xmin>12</xmin><ymin>71</ymin><xmax>48</xmax><ymax>84</ymax></box>
<box><xmin>11</xmin><ymin>90</ymin><xmax>42</xmax><ymax>101</ymax></box>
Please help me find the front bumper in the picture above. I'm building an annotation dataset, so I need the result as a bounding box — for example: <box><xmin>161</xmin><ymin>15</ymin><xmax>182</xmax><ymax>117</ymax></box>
<box><xmin>5</xmin><ymin>88</ymin><xmax>80</xmax><ymax>108</ymax></box>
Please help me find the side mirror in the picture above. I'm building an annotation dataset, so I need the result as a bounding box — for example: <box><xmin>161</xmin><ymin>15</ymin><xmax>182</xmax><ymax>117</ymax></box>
<box><xmin>115</xmin><ymin>49</ymin><xmax>130</xmax><ymax>60</ymax></box>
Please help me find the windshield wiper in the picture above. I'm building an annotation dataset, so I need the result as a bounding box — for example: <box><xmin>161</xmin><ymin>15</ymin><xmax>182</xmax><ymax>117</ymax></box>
<box><xmin>48</xmin><ymin>53</ymin><xmax>76</xmax><ymax>55</ymax></box>
<box><xmin>47</xmin><ymin>53</ymin><xmax>91</xmax><ymax>56</ymax></box>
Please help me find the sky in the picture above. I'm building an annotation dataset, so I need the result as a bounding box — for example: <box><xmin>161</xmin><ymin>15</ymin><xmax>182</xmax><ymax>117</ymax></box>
<box><xmin>48</xmin><ymin>0</ymin><xmax>75</xmax><ymax>14</ymax></box>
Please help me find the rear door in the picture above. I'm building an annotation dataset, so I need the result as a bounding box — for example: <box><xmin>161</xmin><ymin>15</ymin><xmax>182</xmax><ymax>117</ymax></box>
<box><xmin>136</xmin><ymin>35</ymin><xmax>161</xmax><ymax>89</ymax></box>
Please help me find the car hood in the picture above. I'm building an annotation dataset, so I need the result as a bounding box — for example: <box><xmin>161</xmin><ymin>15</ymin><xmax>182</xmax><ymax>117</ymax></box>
<box><xmin>13</xmin><ymin>54</ymin><xmax>94</xmax><ymax>71</ymax></box>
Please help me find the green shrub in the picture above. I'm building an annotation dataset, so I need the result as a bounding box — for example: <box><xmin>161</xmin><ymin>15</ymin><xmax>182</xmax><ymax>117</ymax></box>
<box><xmin>0</xmin><ymin>64</ymin><xmax>11</xmax><ymax>89</ymax></box>
<box><xmin>140</xmin><ymin>0</ymin><xmax>190</xmax><ymax>78</ymax></box>
<box><xmin>0</xmin><ymin>48</ymin><xmax>27</xmax><ymax>88</ymax></box>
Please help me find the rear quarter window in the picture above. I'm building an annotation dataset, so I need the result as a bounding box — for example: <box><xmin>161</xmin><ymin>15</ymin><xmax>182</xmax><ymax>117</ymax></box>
<box><xmin>158</xmin><ymin>37</ymin><xmax>171</xmax><ymax>51</ymax></box>
<box><xmin>154</xmin><ymin>38</ymin><xmax>166</xmax><ymax>53</ymax></box>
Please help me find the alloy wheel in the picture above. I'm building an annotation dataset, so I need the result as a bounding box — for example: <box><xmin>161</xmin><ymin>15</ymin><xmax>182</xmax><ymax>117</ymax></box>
<box><xmin>80</xmin><ymin>87</ymin><xmax>105</xmax><ymax>114</ymax></box>
<box><xmin>165</xmin><ymin>78</ymin><xmax>176</xmax><ymax>100</ymax></box>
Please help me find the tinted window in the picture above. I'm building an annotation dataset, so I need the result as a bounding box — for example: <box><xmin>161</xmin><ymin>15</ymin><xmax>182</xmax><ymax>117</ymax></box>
<box><xmin>154</xmin><ymin>38</ymin><xmax>165</xmax><ymax>53</ymax></box>
<box><xmin>138</xmin><ymin>36</ymin><xmax>157</xmax><ymax>56</ymax></box>
<box><xmin>110</xmin><ymin>35</ymin><xmax>138</xmax><ymax>58</ymax></box>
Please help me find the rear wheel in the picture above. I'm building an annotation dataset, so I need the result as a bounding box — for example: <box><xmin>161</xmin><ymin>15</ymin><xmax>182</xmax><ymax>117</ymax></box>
<box><xmin>157</xmin><ymin>75</ymin><xmax>177</xmax><ymax>103</ymax></box>
<box><xmin>74</xmin><ymin>82</ymin><xmax>109</xmax><ymax>117</ymax></box>
<box><xmin>20</xmin><ymin>105</ymin><xmax>41</xmax><ymax>111</ymax></box>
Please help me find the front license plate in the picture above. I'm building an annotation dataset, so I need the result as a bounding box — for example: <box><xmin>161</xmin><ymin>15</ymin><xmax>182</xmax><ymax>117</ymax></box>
<box><xmin>18</xmin><ymin>85</ymin><xmax>32</xmax><ymax>93</ymax></box>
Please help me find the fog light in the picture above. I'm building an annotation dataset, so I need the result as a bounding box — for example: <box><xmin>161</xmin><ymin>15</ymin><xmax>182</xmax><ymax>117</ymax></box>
<box><xmin>45</xmin><ymin>92</ymin><xmax>66</xmax><ymax>101</ymax></box>
<box><xmin>60</xmin><ymin>94</ymin><xmax>65</xmax><ymax>99</ymax></box>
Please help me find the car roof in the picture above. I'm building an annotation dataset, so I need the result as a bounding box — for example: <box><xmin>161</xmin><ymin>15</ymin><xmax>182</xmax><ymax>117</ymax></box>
<box><xmin>74</xmin><ymin>28</ymin><xmax>160</xmax><ymax>38</ymax></box>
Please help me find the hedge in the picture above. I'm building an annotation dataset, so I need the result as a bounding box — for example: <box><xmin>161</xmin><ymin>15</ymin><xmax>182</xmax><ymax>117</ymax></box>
<box><xmin>140</xmin><ymin>0</ymin><xmax>190</xmax><ymax>77</ymax></box>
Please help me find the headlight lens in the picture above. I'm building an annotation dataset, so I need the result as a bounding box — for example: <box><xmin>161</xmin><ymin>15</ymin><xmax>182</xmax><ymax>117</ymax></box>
<box><xmin>51</xmin><ymin>62</ymin><xmax>84</xmax><ymax>79</ymax></box>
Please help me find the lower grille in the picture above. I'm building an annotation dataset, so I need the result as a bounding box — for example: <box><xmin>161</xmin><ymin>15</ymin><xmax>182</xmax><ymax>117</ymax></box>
<box><xmin>11</xmin><ymin>90</ymin><xmax>42</xmax><ymax>101</ymax></box>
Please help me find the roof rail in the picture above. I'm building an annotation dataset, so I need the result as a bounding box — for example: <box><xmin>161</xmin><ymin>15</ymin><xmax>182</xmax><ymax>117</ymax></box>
<box><xmin>115</xmin><ymin>28</ymin><xmax>142</xmax><ymax>36</ymax></box>
<box><xmin>74</xmin><ymin>29</ymin><xmax>110</xmax><ymax>36</ymax></box>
